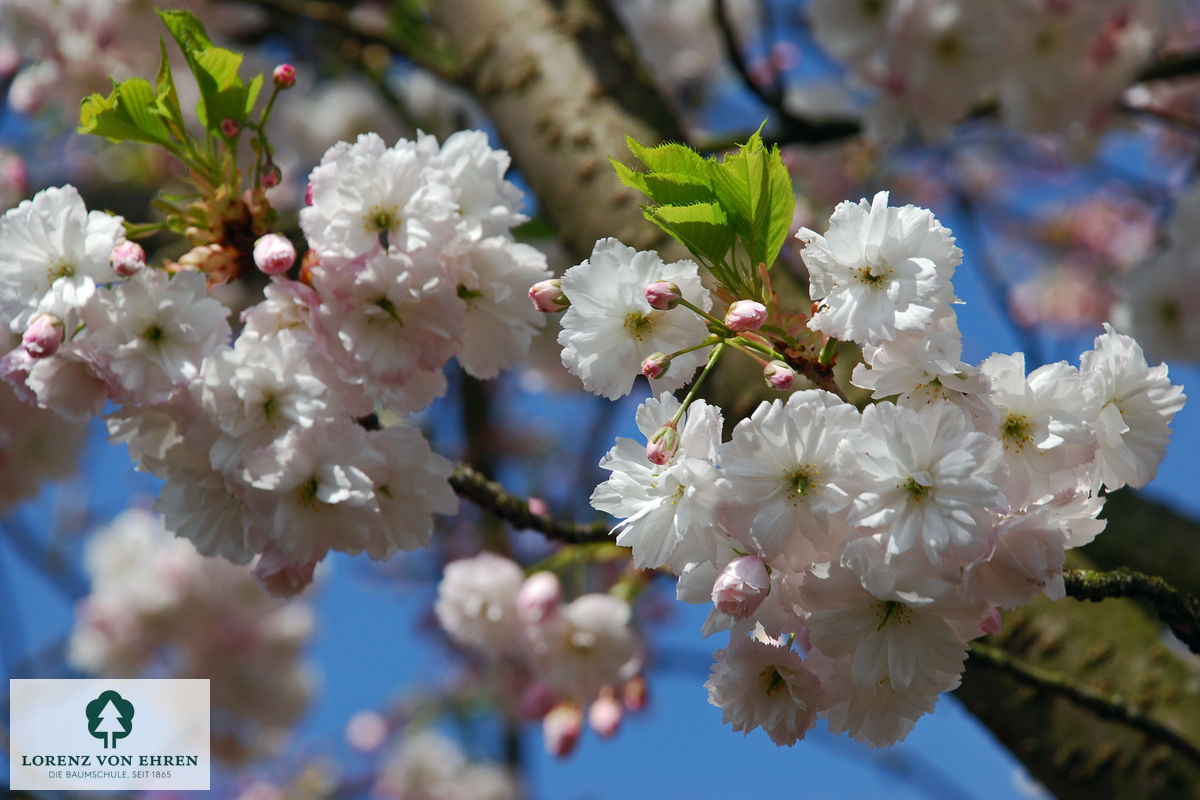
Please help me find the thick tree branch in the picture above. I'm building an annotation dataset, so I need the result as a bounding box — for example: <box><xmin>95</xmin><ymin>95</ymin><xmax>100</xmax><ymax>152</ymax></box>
<box><xmin>1065</xmin><ymin>568</ymin><xmax>1200</xmax><ymax>656</ymax></box>
<box><xmin>449</xmin><ymin>463</ymin><xmax>612</xmax><ymax>544</ymax></box>
<box><xmin>969</xmin><ymin>641</ymin><xmax>1200</xmax><ymax>769</ymax></box>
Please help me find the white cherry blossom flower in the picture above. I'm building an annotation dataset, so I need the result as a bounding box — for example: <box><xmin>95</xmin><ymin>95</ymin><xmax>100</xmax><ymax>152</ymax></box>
<box><xmin>837</xmin><ymin>400</ymin><xmax>1006</xmax><ymax>564</ymax></box>
<box><xmin>558</xmin><ymin>238</ymin><xmax>712</xmax><ymax>400</ymax></box>
<box><xmin>1081</xmin><ymin>323</ymin><xmax>1186</xmax><ymax>491</ymax></box>
<box><xmin>704</xmin><ymin>635</ymin><xmax>821</xmax><ymax>747</ymax></box>
<box><xmin>0</xmin><ymin>184</ymin><xmax>125</xmax><ymax>329</ymax></box>
<box><xmin>797</xmin><ymin>191</ymin><xmax>961</xmax><ymax>346</ymax></box>
<box><xmin>590</xmin><ymin>392</ymin><xmax>728</xmax><ymax>571</ymax></box>
<box><xmin>719</xmin><ymin>389</ymin><xmax>860</xmax><ymax>559</ymax></box>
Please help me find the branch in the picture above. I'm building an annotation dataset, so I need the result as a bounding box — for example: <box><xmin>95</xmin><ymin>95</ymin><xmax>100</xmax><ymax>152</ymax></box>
<box><xmin>969</xmin><ymin>641</ymin><xmax>1200</xmax><ymax>769</ymax></box>
<box><xmin>244</xmin><ymin>0</ymin><xmax>461</xmax><ymax>83</ymax></box>
<box><xmin>711</xmin><ymin>0</ymin><xmax>860</xmax><ymax>146</ymax></box>
<box><xmin>449</xmin><ymin>464</ymin><xmax>612</xmax><ymax>544</ymax></box>
<box><xmin>1136</xmin><ymin>49</ymin><xmax>1200</xmax><ymax>84</ymax></box>
<box><xmin>1064</xmin><ymin>568</ymin><xmax>1200</xmax><ymax>656</ymax></box>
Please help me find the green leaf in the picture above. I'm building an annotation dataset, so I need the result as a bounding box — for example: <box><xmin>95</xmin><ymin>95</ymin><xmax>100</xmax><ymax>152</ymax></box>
<box><xmin>644</xmin><ymin>202</ymin><xmax>733</xmax><ymax>266</ymax></box>
<box><xmin>78</xmin><ymin>79</ymin><xmax>171</xmax><ymax>145</ymax></box>
<box><xmin>625</xmin><ymin>136</ymin><xmax>711</xmax><ymax>180</ymax></box>
<box><xmin>244</xmin><ymin>73</ymin><xmax>263</xmax><ymax>115</ymax></box>
<box><xmin>154</xmin><ymin>39</ymin><xmax>186</xmax><ymax>136</ymax></box>
<box><xmin>708</xmin><ymin>126</ymin><xmax>794</xmax><ymax>270</ymax></box>
<box><xmin>158</xmin><ymin>9</ymin><xmax>249</xmax><ymax>129</ymax></box>
<box><xmin>612</xmin><ymin>159</ymin><xmax>714</xmax><ymax>207</ymax></box>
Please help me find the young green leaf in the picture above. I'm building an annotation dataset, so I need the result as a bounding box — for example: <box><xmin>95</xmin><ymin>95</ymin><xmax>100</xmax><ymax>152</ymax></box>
<box><xmin>644</xmin><ymin>202</ymin><xmax>733</xmax><ymax>267</ymax></box>
<box><xmin>79</xmin><ymin>79</ymin><xmax>171</xmax><ymax>145</ymax></box>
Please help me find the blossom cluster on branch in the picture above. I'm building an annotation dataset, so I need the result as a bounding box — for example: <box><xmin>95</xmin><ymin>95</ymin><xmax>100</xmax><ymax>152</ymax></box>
<box><xmin>540</xmin><ymin>166</ymin><xmax>1186</xmax><ymax>746</ymax></box>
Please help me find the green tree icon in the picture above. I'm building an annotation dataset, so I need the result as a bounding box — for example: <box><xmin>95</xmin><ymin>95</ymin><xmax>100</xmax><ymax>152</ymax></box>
<box><xmin>86</xmin><ymin>690</ymin><xmax>134</xmax><ymax>749</ymax></box>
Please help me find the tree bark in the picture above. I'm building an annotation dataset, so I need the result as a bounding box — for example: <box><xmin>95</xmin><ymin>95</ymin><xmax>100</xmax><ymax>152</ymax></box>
<box><xmin>429</xmin><ymin>0</ymin><xmax>686</xmax><ymax>262</ymax></box>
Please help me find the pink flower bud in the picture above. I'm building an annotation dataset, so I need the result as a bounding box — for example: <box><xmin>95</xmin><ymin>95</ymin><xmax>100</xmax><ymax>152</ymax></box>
<box><xmin>529</xmin><ymin>279</ymin><xmax>568</xmax><ymax>312</ymax></box>
<box><xmin>252</xmin><ymin>545</ymin><xmax>317</xmax><ymax>597</ymax></box>
<box><xmin>980</xmin><ymin>605</ymin><xmax>1003</xmax><ymax>636</ymax></box>
<box><xmin>587</xmin><ymin>690</ymin><xmax>623</xmax><ymax>738</ymax></box>
<box><xmin>253</xmin><ymin>234</ymin><xmax>297</xmax><ymax>275</ymax></box>
<box><xmin>345</xmin><ymin>710</ymin><xmax>388</xmax><ymax>752</ymax></box>
<box><xmin>220</xmin><ymin>118</ymin><xmax>241</xmax><ymax>138</ymax></box>
<box><xmin>272</xmin><ymin>63</ymin><xmax>296</xmax><ymax>88</ymax></box>
<box><xmin>543</xmin><ymin>703</ymin><xmax>583</xmax><ymax>758</ymax></box>
<box><xmin>644</xmin><ymin>280</ymin><xmax>681</xmax><ymax>310</ymax></box>
<box><xmin>646</xmin><ymin>423</ymin><xmax>679</xmax><ymax>465</ymax></box>
<box><xmin>621</xmin><ymin>676</ymin><xmax>648</xmax><ymax>711</ymax></box>
<box><xmin>519</xmin><ymin>682</ymin><xmax>560</xmax><ymax>720</ymax></box>
<box><xmin>725</xmin><ymin>299</ymin><xmax>767</xmax><ymax>332</ymax></box>
<box><xmin>528</xmin><ymin>496</ymin><xmax>549</xmax><ymax>516</ymax></box>
<box><xmin>517</xmin><ymin>572</ymin><xmax>561</xmax><ymax>624</ymax></box>
<box><xmin>261</xmin><ymin>164</ymin><xmax>282</xmax><ymax>189</ymax></box>
<box><xmin>110</xmin><ymin>240</ymin><xmax>146</xmax><ymax>277</ymax></box>
<box><xmin>304</xmin><ymin>181</ymin><xmax>314</xmax><ymax>206</ymax></box>
<box><xmin>22</xmin><ymin>314</ymin><xmax>62</xmax><ymax>359</ymax></box>
<box><xmin>641</xmin><ymin>351</ymin><xmax>671</xmax><ymax>380</ymax></box>
<box><xmin>711</xmin><ymin>555</ymin><xmax>771</xmax><ymax>618</ymax></box>
<box><xmin>763</xmin><ymin>360</ymin><xmax>795</xmax><ymax>391</ymax></box>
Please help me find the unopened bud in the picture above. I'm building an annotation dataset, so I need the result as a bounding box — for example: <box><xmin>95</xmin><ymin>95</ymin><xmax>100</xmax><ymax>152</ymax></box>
<box><xmin>252</xmin><ymin>545</ymin><xmax>317</xmax><ymax>598</ymax></box>
<box><xmin>725</xmin><ymin>299</ymin><xmax>767</xmax><ymax>332</ymax></box>
<box><xmin>261</xmin><ymin>164</ymin><xmax>282</xmax><ymax>189</ymax></box>
<box><xmin>621</xmin><ymin>676</ymin><xmax>648</xmax><ymax>711</ymax></box>
<box><xmin>220</xmin><ymin>118</ymin><xmax>241</xmax><ymax>138</ymax></box>
<box><xmin>519</xmin><ymin>682</ymin><xmax>560</xmax><ymax>720</ymax></box>
<box><xmin>22</xmin><ymin>314</ymin><xmax>62</xmax><ymax>358</ymax></box>
<box><xmin>763</xmin><ymin>360</ymin><xmax>795</xmax><ymax>391</ymax></box>
<box><xmin>272</xmin><ymin>63</ymin><xmax>296</xmax><ymax>89</ymax></box>
<box><xmin>646</xmin><ymin>423</ymin><xmax>679</xmax><ymax>465</ymax></box>
<box><xmin>543</xmin><ymin>703</ymin><xmax>583</xmax><ymax>758</ymax></box>
<box><xmin>641</xmin><ymin>351</ymin><xmax>671</xmax><ymax>380</ymax></box>
<box><xmin>587</xmin><ymin>690</ymin><xmax>623</xmax><ymax>738</ymax></box>
<box><xmin>253</xmin><ymin>234</ymin><xmax>296</xmax><ymax>275</ymax></box>
<box><xmin>517</xmin><ymin>572</ymin><xmax>561</xmax><ymax>624</ymax></box>
<box><xmin>529</xmin><ymin>279</ymin><xmax>568</xmax><ymax>312</ymax></box>
<box><xmin>711</xmin><ymin>555</ymin><xmax>770</xmax><ymax>618</ymax></box>
<box><xmin>344</xmin><ymin>710</ymin><xmax>388</xmax><ymax>752</ymax></box>
<box><xmin>980</xmin><ymin>605</ymin><xmax>1003</xmax><ymax>636</ymax></box>
<box><xmin>644</xmin><ymin>280</ymin><xmax>681</xmax><ymax>310</ymax></box>
<box><xmin>110</xmin><ymin>240</ymin><xmax>146</xmax><ymax>277</ymax></box>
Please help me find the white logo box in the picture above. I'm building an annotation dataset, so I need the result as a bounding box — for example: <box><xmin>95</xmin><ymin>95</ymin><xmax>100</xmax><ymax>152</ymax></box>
<box><xmin>10</xmin><ymin>678</ymin><xmax>210</xmax><ymax>791</ymax></box>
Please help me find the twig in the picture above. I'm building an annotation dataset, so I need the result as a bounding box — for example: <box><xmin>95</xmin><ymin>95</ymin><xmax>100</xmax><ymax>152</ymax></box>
<box><xmin>969</xmin><ymin>641</ymin><xmax>1200</xmax><ymax>768</ymax></box>
<box><xmin>449</xmin><ymin>464</ymin><xmax>612</xmax><ymax>544</ymax></box>
<box><xmin>244</xmin><ymin>0</ymin><xmax>461</xmax><ymax>82</ymax></box>
<box><xmin>711</xmin><ymin>0</ymin><xmax>860</xmax><ymax>146</ymax></box>
<box><xmin>1064</xmin><ymin>568</ymin><xmax>1200</xmax><ymax>656</ymax></box>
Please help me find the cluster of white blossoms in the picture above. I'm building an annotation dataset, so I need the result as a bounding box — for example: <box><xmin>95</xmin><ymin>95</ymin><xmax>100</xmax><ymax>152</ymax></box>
<box><xmin>371</xmin><ymin>729</ymin><xmax>520</xmax><ymax>800</ymax></box>
<box><xmin>552</xmin><ymin>191</ymin><xmax>1185</xmax><ymax>747</ymax></box>
<box><xmin>0</xmin><ymin>130</ymin><xmax>551</xmax><ymax>588</ymax></box>
<box><xmin>806</xmin><ymin>0</ymin><xmax>1177</xmax><ymax>141</ymax></box>
<box><xmin>69</xmin><ymin>509</ymin><xmax>315</xmax><ymax>761</ymax></box>
<box><xmin>434</xmin><ymin>552</ymin><xmax>646</xmax><ymax>756</ymax></box>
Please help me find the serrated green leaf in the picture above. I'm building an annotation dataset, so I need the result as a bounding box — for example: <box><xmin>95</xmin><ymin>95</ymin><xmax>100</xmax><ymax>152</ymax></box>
<box><xmin>626</xmin><ymin>136</ymin><xmax>711</xmax><ymax>180</ymax></box>
<box><xmin>613</xmin><ymin>157</ymin><xmax>714</xmax><ymax>208</ymax></box>
<box><xmin>154</xmin><ymin>39</ymin><xmax>186</xmax><ymax>135</ymax></box>
<box><xmin>116</xmin><ymin>78</ymin><xmax>171</xmax><ymax>143</ymax></box>
<box><xmin>645</xmin><ymin>202</ymin><xmax>733</xmax><ymax>266</ymax></box>
<box><xmin>78</xmin><ymin>79</ymin><xmax>172</xmax><ymax>145</ymax></box>
<box><xmin>158</xmin><ymin>9</ymin><xmax>248</xmax><ymax>130</ymax></box>
<box><xmin>708</xmin><ymin>126</ymin><xmax>794</xmax><ymax>270</ymax></box>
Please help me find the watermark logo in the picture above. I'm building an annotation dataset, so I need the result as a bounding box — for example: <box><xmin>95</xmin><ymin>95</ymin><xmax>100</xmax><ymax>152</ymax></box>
<box><xmin>10</xmin><ymin>679</ymin><xmax>209</xmax><ymax>791</ymax></box>
<box><xmin>86</xmin><ymin>689</ymin><xmax>135</xmax><ymax>749</ymax></box>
